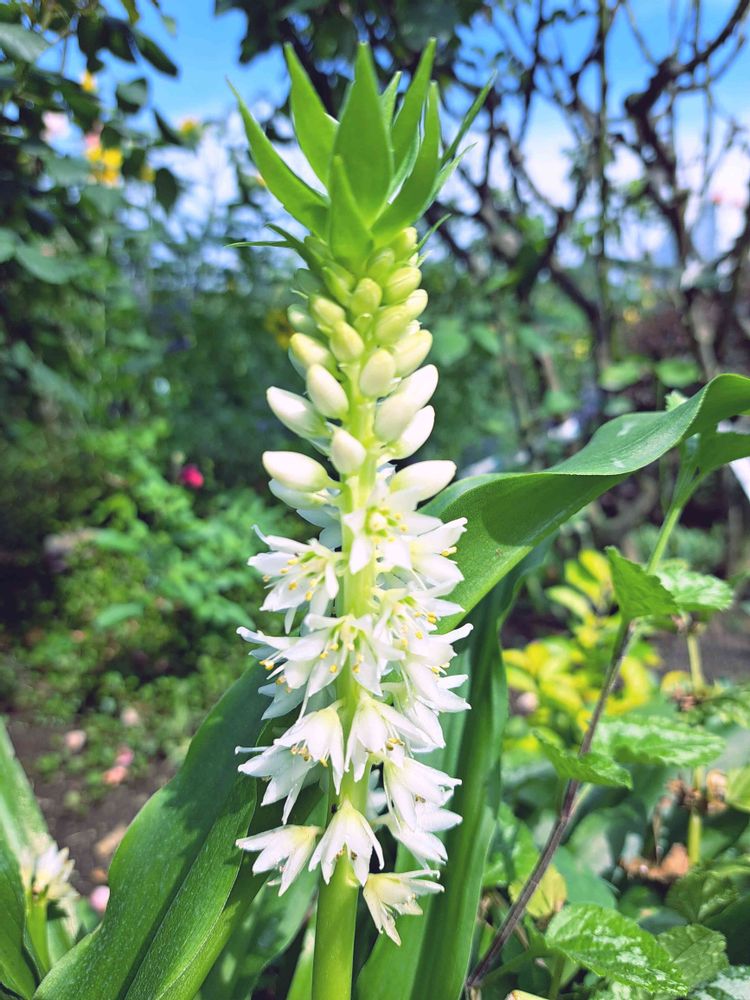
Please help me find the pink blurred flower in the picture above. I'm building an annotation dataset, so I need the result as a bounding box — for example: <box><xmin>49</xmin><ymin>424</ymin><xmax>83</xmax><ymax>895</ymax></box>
<box><xmin>64</xmin><ymin>729</ymin><xmax>87</xmax><ymax>753</ymax></box>
<box><xmin>179</xmin><ymin>464</ymin><xmax>204</xmax><ymax>489</ymax></box>
<box><xmin>115</xmin><ymin>747</ymin><xmax>134</xmax><ymax>767</ymax></box>
<box><xmin>90</xmin><ymin>885</ymin><xmax>110</xmax><ymax>913</ymax></box>
<box><xmin>102</xmin><ymin>765</ymin><xmax>128</xmax><ymax>786</ymax></box>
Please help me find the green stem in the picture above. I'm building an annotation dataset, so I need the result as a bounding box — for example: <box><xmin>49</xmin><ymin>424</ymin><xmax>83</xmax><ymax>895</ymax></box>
<box><xmin>311</xmin><ymin>369</ymin><xmax>376</xmax><ymax>1000</ymax></box>
<box><xmin>548</xmin><ymin>954</ymin><xmax>565</xmax><ymax>1000</ymax></box>
<box><xmin>687</xmin><ymin>630</ymin><xmax>706</xmax><ymax>692</ymax></box>
<box><xmin>26</xmin><ymin>896</ymin><xmax>51</xmax><ymax>976</ymax></box>
<box><xmin>686</xmin><ymin>629</ymin><xmax>705</xmax><ymax>866</ymax></box>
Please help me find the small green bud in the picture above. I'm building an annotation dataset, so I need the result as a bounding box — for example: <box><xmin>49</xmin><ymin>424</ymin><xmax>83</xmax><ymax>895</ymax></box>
<box><xmin>392</xmin><ymin>329</ymin><xmax>433</xmax><ymax>376</ymax></box>
<box><xmin>322</xmin><ymin>264</ymin><xmax>355</xmax><ymax>304</ymax></box>
<box><xmin>403</xmin><ymin>288</ymin><xmax>428</xmax><ymax>321</ymax></box>
<box><xmin>292</xmin><ymin>269</ymin><xmax>322</xmax><ymax>296</ymax></box>
<box><xmin>350</xmin><ymin>277</ymin><xmax>383</xmax><ymax>316</ymax></box>
<box><xmin>383</xmin><ymin>266</ymin><xmax>422</xmax><ymax>304</ymax></box>
<box><xmin>289</xmin><ymin>333</ymin><xmax>335</xmax><ymax>372</ymax></box>
<box><xmin>389</xmin><ymin>227</ymin><xmax>418</xmax><ymax>259</ymax></box>
<box><xmin>354</xmin><ymin>313</ymin><xmax>374</xmax><ymax>336</ymax></box>
<box><xmin>367</xmin><ymin>247</ymin><xmax>396</xmax><ymax>284</ymax></box>
<box><xmin>359</xmin><ymin>349</ymin><xmax>396</xmax><ymax>397</ymax></box>
<box><xmin>306</xmin><ymin>364</ymin><xmax>349</xmax><ymax>419</ymax></box>
<box><xmin>373</xmin><ymin>305</ymin><xmax>410</xmax><ymax>344</ymax></box>
<box><xmin>287</xmin><ymin>304</ymin><xmax>318</xmax><ymax>337</ymax></box>
<box><xmin>309</xmin><ymin>294</ymin><xmax>347</xmax><ymax>331</ymax></box>
<box><xmin>330</xmin><ymin>321</ymin><xmax>365</xmax><ymax>361</ymax></box>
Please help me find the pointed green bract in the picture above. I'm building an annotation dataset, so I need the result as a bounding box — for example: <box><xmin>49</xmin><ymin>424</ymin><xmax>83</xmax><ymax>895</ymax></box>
<box><xmin>392</xmin><ymin>39</ymin><xmax>436</xmax><ymax>173</ymax></box>
<box><xmin>442</xmin><ymin>74</ymin><xmax>495</xmax><ymax>165</ymax></box>
<box><xmin>380</xmin><ymin>72</ymin><xmax>402</xmax><ymax>125</ymax></box>
<box><xmin>284</xmin><ymin>44</ymin><xmax>338</xmax><ymax>185</ymax></box>
<box><xmin>333</xmin><ymin>44</ymin><xmax>393</xmax><ymax>223</ymax></box>
<box><xmin>328</xmin><ymin>156</ymin><xmax>374</xmax><ymax>268</ymax></box>
<box><xmin>230</xmin><ymin>83</ymin><xmax>328</xmax><ymax>236</ymax></box>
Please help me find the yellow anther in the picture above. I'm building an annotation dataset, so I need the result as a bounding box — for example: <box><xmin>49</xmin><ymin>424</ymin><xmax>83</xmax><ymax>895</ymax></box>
<box><xmin>416</xmin><ymin>630</ymin><xmax>424</xmax><ymax>639</ymax></box>
<box><xmin>329</xmin><ymin>664</ymin><xmax>338</xmax><ymax>673</ymax></box>
<box><xmin>330</xmin><ymin>642</ymin><xmax>340</xmax><ymax>651</ymax></box>
<box><xmin>263</xmin><ymin>575</ymin><xmax>270</xmax><ymax>582</ymax></box>
<box><xmin>288</xmin><ymin>581</ymin><xmax>298</xmax><ymax>590</ymax></box>
<box><xmin>305</xmin><ymin>590</ymin><xmax>313</xmax><ymax>601</ymax></box>
<box><xmin>441</xmin><ymin>547</ymin><xmax>456</xmax><ymax>557</ymax></box>
<box><xmin>353</xmin><ymin>665</ymin><xmax>360</xmax><ymax>674</ymax></box>
<box><xmin>280</xmin><ymin>568</ymin><xmax>289</xmax><ymax>575</ymax></box>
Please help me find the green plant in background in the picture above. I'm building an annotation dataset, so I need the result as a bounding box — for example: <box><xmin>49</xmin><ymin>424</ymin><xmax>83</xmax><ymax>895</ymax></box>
<box><xmin>1</xmin><ymin>33</ymin><xmax>750</xmax><ymax>1000</ymax></box>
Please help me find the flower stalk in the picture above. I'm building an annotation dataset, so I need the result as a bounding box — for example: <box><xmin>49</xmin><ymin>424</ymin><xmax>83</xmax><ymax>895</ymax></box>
<box><xmin>231</xmin><ymin>40</ymin><xmax>485</xmax><ymax>1000</ymax></box>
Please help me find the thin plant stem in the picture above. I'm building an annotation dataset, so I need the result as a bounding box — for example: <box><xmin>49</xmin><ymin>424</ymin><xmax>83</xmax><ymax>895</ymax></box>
<box><xmin>549</xmin><ymin>953</ymin><xmax>566</xmax><ymax>1000</ymax></box>
<box><xmin>686</xmin><ymin>628</ymin><xmax>705</xmax><ymax>866</ymax></box>
<box><xmin>467</xmin><ymin>492</ymin><xmax>687</xmax><ymax>989</ymax></box>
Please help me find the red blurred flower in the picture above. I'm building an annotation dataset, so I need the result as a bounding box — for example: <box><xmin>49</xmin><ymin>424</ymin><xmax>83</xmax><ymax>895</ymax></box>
<box><xmin>179</xmin><ymin>464</ymin><xmax>204</xmax><ymax>489</ymax></box>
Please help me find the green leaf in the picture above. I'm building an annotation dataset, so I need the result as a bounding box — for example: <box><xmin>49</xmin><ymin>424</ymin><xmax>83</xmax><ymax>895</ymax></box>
<box><xmin>600</xmin><ymin>358</ymin><xmax>647</xmax><ymax>391</ymax></box>
<box><xmin>0</xmin><ymin>228</ymin><xmax>17</xmax><ymax>262</ymax></box>
<box><xmin>391</xmin><ymin>39</ymin><xmax>436</xmax><ymax>175</ymax></box>
<box><xmin>655</xmin><ymin>358</ymin><xmax>702</xmax><ymax>389</ymax></box>
<box><xmin>115</xmin><ymin>77</ymin><xmax>149</xmax><ymax>113</ymax></box>
<box><xmin>0</xmin><ymin>838</ymin><xmax>35</xmax><ymax>999</ymax></box>
<box><xmin>656</xmin><ymin>564</ymin><xmax>734</xmax><ymax>615</ymax></box>
<box><xmin>691</xmin><ymin>966</ymin><xmax>750</xmax><ymax>999</ymax></box>
<box><xmin>380</xmin><ymin>72</ymin><xmax>402</xmax><ymax>126</ymax></box>
<box><xmin>231</xmin><ymin>83</ymin><xmax>328</xmax><ymax>236</ymax></box>
<box><xmin>132</xmin><ymin>30</ymin><xmax>178</xmax><ymax>76</ymax></box>
<box><xmin>554</xmin><ymin>846</ymin><xmax>616</xmax><ymax>909</ymax></box>
<box><xmin>658</xmin><ymin>925</ymin><xmax>727</xmax><ymax>990</ymax></box>
<box><xmin>606</xmin><ymin>548</ymin><xmax>678</xmax><ymax>621</ymax></box>
<box><xmin>155</xmin><ymin>167</ymin><xmax>179</xmax><ymax>212</ymax></box>
<box><xmin>328</xmin><ymin>156</ymin><xmax>373</xmax><ymax>268</ymax></box>
<box><xmin>666</xmin><ymin>869</ymin><xmax>739</xmax><ymax>924</ymax></box>
<box><xmin>34</xmin><ymin>668</ymin><xmax>268</xmax><ymax>1000</ymax></box>
<box><xmin>600</xmin><ymin>716</ymin><xmax>725</xmax><ymax>768</ymax></box>
<box><xmin>534</xmin><ymin>731</ymin><xmax>632</xmax><ymax>788</ymax></box>
<box><xmin>510</xmin><ymin>864</ymin><xmax>567</xmax><ymax>920</ymax></box>
<box><xmin>333</xmin><ymin>44</ymin><xmax>392</xmax><ymax>222</ymax></box>
<box><xmin>284</xmin><ymin>44</ymin><xmax>337</xmax><ymax>184</ymax></box>
<box><xmin>93</xmin><ymin>602</ymin><xmax>145</xmax><ymax>630</ymax></box>
<box><xmin>13</xmin><ymin>242</ymin><xmax>72</xmax><ymax>284</ymax></box>
<box><xmin>442</xmin><ymin>75</ymin><xmax>495</xmax><ymax>166</ymax></box>
<box><xmin>426</xmin><ymin>375</ymin><xmax>750</xmax><ymax>632</ymax></box>
<box><xmin>373</xmin><ymin>83</ymin><xmax>441</xmax><ymax>241</ymax></box>
<box><xmin>0</xmin><ymin>23</ymin><xmax>48</xmax><ymax>62</ymax></box>
<box><xmin>545</xmin><ymin>904</ymin><xmax>687</xmax><ymax>993</ymax></box>
<box><xmin>696</xmin><ymin>430</ymin><xmax>750</xmax><ymax>480</ymax></box>
<box><xmin>725</xmin><ymin>767</ymin><xmax>750</xmax><ymax>813</ymax></box>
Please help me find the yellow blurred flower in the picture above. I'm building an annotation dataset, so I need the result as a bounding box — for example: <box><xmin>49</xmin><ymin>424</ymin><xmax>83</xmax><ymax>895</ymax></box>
<box><xmin>80</xmin><ymin>70</ymin><xmax>98</xmax><ymax>93</ymax></box>
<box><xmin>85</xmin><ymin>141</ymin><xmax>123</xmax><ymax>186</ymax></box>
<box><xmin>264</xmin><ymin>307</ymin><xmax>294</xmax><ymax>350</ymax></box>
<box><xmin>140</xmin><ymin>163</ymin><xmax>155</xmax><ymax>183</ymax></box>
<box><xmin>178</xmin><ymin>117</ymin><xmax>202</xmax><ymax>141</ymax></box>
<box><xmin>623</xmin><ymin>306</ymin><xmax>640</xmax><ymax>325</ymax></box>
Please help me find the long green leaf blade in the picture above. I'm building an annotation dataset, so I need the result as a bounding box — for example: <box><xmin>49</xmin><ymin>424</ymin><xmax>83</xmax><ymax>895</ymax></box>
<box><xmin>284</xmin><ymin>44</ymin><xmax>338</xmax><ymax>185</ymax></box>
<box><xmin>328</xmin><ymin>156</ymin><xmax>374</xmax><ymax>268</ymax></box>
<box><xmin>391</xmin><ymin>39</ymin><xmax>436</xmax><ymax>171</ymax></box>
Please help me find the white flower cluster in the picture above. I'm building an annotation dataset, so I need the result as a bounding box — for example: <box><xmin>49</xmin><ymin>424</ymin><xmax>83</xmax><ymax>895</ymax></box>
<box><xmin>236</xmin><ymin>227</ymin><xmax>470</xmax><ymax>945</ymax></box>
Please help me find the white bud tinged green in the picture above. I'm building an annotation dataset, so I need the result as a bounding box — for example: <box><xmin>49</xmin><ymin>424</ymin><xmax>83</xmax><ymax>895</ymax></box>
<box><xmin>354</xmin><ymin>313</ymin><xmax>374</xmax><ymax>336</ymax></box>
<box><xmin>331</xmin><ymin>428</ymin><xmax>366</xmax><ymax>474</ymax></box>
<box><xmin>263</xmin><ymin>451</ymin><xmax>330</xmax><ymax>492</ymax></box>
<box><xmin>350</xmin><ymin>277</ymin><xmax>382</xmax><ymax>316</ymax></box>
<box><xmin>390</xmin><ymin>459</ymin><xmax>456</xmax><ymax>500</ymax></box>
<box><xmin>267</xmin><ymin>387</ymin><xmax>326</xmax><ymax>439</ymax></box>
<box><xmin>389</xmin><ymin>226</ymin><xmax>418</xmax><ymax>259</ymax></box>
<box><xmin>330</xmin><ymin>321</ymin><xmax>365</xmax><ymax>361</ymax></box>
<box><xmin>390</xmin><ymin>405</ymin><xmax>435</xmax><ymax>459</ymax></box>
<box><xmin>403</xmin><ymin>288</ymin><xmax>428</xmax><ymax>321</ymax></box>
<box><xmin>374</xmin><ymin>367</ymin><xmax>437</xmax><ymax>441</ymax></box>
<box><xmin>322</xmin><ymin>264</ymin><xmax>354</xmax><ymax>304</ymax></box>
<box><xmin>289</xmin><ymin>333</ymin><xmax>335</xmax><ymax>372</ymax></box>
<box><xmin>359</xmin><ymin>349</ymin><xmax>396</xmax><ymax>397</ymax></box>
<box><xmin>392</xmin><ymin>330</ymin><xmax>433</xmax><ymax>376</ymax></box>
<box><xmin>306</xmin><ymin>364</ymin><xmax>349</xmax><ymax>419</ymax></box>
<box><xmin>383</xmin><ymin>266</ymin><xmax>421</xmax><ymax>303</ymax></box>
<box><xmin>268</xmin><ymin>478</ymin><xmax>328</xmax><ymax>509</ymax></box>
<box><xmin>373</xmin><ymin>305</ymin><xmax>410</xmax><ymax>344</ymax></box>
<box><xmin>310</xmin><ymin>295</ymin><xmax>346</xmax><ymax>330</ymax></box>
<box><xmin>287</xmin><ymin>304</ymin><xmax>318</xmax><ymax>337</ymax></box>
<box><xmin>367</xmin><ymin>247</ymin><xmax>396</xmax><ymax>283</ymax></box>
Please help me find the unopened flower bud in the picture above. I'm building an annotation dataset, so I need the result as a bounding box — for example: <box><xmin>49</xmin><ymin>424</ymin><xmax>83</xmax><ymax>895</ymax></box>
<box><xmin>390</xmin><ymin>406</ymin><xmax>435</xmax><ymax>459</ymax></box>
<box><xmin>267</xmin><ymin>387</ymin><xmax>326</xmax><ymax>439</ymax></box>
<box><xmin>374</xmin><ymin>366</ymin><xmax>437</xmax><ymax>441</ymax></box>
<box><xmin>330</xmin><ymin>321</ymin><xmax>364</xmax><ymax>361</ymax></box>
<box><xmin>287</xmin><ymin>304</ymin><xmax>318</xmax><ymax>337</ymax></box>
<box><xmin>390</xmin><ymin>460</ymin><xmax>456</xmax><ymax>500</ymax></box>
<box><xmin>306</xmin><ymin>364</ymin><xmax>349</xmax><ymax>419</ymax></box>
<box><xmin>354</xmin><ymin>313</ymin><xmax>374</xmax><ymax>336</ymax></box>
<box><xmin>367</xmin><ymin>247</ymin><xmax>396</xmax><ymax>283</ymax></box>
<box><xmin>263</xmin><ymin>451</ymin><xmax>330</xmax><ymax>492</ymax></box>
<box><xmin>359</xmin><ymin>349</ymin><xmax>396</xmax><ymax>397</ymax></box>
<box><xmin>389</xmin><ymin>227</ymin><xmax>418</xmax><ymax>259</ymax></box>
<box><xmin>269</xmin><ymin>479</ymin><xmax>328</xmax><ymax>509</ymax></box>
<box><xmin>289</xmin><ymin>333</ymin><xmax>335</xmax><ymax>372</ymax></box>
<box><xmin>322</xmin><ymin>264</ymin><xmax>354</xmax><ymax>304</ymax></box>
<box><xmin>310</xmin><ymin>295</ymin><xmax>346</xmax><ymax>331</ymax></box>
<box><xmin>383</xmin><ymin>266</ymin><xmax>421</xmax><ymax>304</ymax></box>
<box><xmin>392</xmin><ymin>330</ymin><xmax>433</xmax><ymax>376</ymax></box>
<box><xmin>373</xmin><ymin>305</ymin><xmax>410</xmax><ymax>344</ymax></box>
<box><xmin>331</xmin><ymin>428</ymin><xmax>366</xmax><ymax>474</ymax></box>
<box><xmin>350</xmin><ymin>278</ymin><xmax>382</xmax><ymax>316</ymax></box>
<box><xmin>403</xmin><ymin>288</ymin><xmax>428</xmax><ymax>321</ymax></box>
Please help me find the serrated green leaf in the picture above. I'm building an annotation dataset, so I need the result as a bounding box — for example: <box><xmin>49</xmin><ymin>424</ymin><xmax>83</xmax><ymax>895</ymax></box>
<box><xmin>284</xmin><ymin>44</ymin><xmax>337</xmax><ymax>184</ymax></box>
<box><xmin>0</xmin><ymin>23</ymin><xmax>48</xmax><ymax>62</ymax></box>
<box><xmin>607</xmin><ymin>548</ymin><xmax>678</xmax><ymax>621</ymax></box>
<box><xmin>231</xmin><ymin>84</ymin><xmax>328</xmax><ymax>236</ymax></box>
<box><xmin>333</xmin><ymin>44</ymin><xmax>392</xmax><ymax>222</ymax></box>
<box><xmin>656</xmin><ymin>563</ymin><xmax>734</xmax><ymax>616</ymax></box>
<box><xmin>691</xmin><ymin>965</ymin><xmax>750</xmax><ymax>999</ymax></box>
<box><xmin>328</xmin><ymin>156</ymin><xmax>373</xmax><ymax>267</ymax></box>
<box><xmin>374</xmin><ymin>82</ymin><xmax>441</xmax><ymax>241</ymax></box>
<box><xmin>391</xmin><ymin>39</ymin><xmax>436</xmax><ymax>175</ymax></box>
<box><xmin>600</xmin><ymin>716</ymin><xmax>724</xmax><ymax>768</ymax></box>
<box><xmin>725</xmin><ymin>767</ymin><xmax>750</xmax><ymax>813</ymax></box>
<box><xmin>535</xmin><ymin>731</ymin><xmax>632</xmax><ymax>788</ymax></box>
<box><xmin>545</xmin><ymin>904</ymin><xmax>687</xmax><ymax>993</ymax></box>
<box><xmin>658</xmin><ymin>925</ymin><xmax>727</xmax><ymax>990</ymax></box>
<box><xmin>667</xmin><ymin>869</ymin><xmax>739</xmax><ymax>924</ymax></box>
<box><xmin>510</xmin><ymin>864</ymin><xmax>567</xmax><ymax>920</ymax></box>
